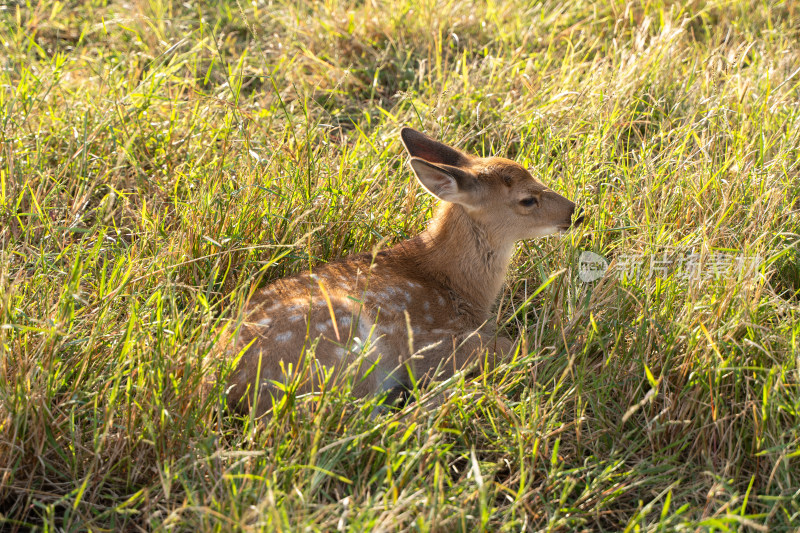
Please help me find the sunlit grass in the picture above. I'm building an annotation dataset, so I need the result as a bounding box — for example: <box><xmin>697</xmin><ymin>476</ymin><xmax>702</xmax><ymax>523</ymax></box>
<box><xmin>1</xmin><ymin>0</ymin><xmax>799</xmax><ymax>530</ymax></box>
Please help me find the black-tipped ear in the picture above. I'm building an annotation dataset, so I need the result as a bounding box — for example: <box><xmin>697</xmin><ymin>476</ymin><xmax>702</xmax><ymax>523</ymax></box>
<box><xmin>400</xmin><ymin>128</ymin><xmax>468</xmax><ymax>167</ymax></box>
<box><xmin>409</xmin><ymin>158</ymin><xmax>480</xmax><ymax>205</ymax></box>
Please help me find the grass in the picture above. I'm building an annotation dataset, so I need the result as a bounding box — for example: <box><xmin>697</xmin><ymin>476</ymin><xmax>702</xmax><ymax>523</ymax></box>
<box><xmin>1</xmin><ymin>0</ymin><xmax>799</xmax><ymax>530</ymax></box>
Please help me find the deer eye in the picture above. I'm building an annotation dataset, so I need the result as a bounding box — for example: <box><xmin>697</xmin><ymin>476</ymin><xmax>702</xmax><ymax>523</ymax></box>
<box><xmin>520</xmin><ymin>197</ymin><xmax>538</xmax><ymax>207</ymax></box>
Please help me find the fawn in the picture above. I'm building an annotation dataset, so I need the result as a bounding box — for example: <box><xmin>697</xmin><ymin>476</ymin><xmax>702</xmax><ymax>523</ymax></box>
<box><xmin>227</xmin><ymin>128</ymin><xmax>583</xmax><ymax>415</ymax></box>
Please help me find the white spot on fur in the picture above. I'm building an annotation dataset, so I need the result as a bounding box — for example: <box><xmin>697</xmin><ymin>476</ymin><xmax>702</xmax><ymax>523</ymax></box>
<box><xmin>275</xmin><ymin>331</ymin><xmax>293</xmax><ymax>343</ymax></box>
<box><xmin>437</xmin><ymin>295</ymin><xmax>445</xmax><ymax>306</ymax></box>
<box><xmin>423</xmin><ymin>301</ymin><xmax>430</xmax><ymax>311</ymax></box>
<box><xmin>288</xmin><ymin>315</ymin><xmax>303</xmax><ymax>323</ymax></box>
<box><xmin>378</xmin><ymin>302</ymin><xmax>398</xmax><ymax>314</ymax></box>
<box><xmin>425</xmin><ymin>315</ymin><xmax>433</xmax><ymax>323</ymax></box>
<box><xmin>315</xmin><ymin>322</ymin><xmax>328</xmax><ymax>333</ymax></box>
<box><xmin>340</xmin><ymin>316</ymin><xmax>352</xmax><ymax>327</ymax></box>
<box><xmin>258</xmin><ymin>318</ymin><xmax>273</xmax><ymax>326</ymax></box>
<box><xmin>357</xmin><ymin>320</ymin><xmax>372</xmax><ymax>340</ymax></box>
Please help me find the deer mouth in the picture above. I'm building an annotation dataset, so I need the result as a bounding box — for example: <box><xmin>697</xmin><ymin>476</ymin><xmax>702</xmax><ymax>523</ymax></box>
<box><xmin>559</xmin><ymin>208</ymin><xmax>585</xmax><ymax>232</ymax></box>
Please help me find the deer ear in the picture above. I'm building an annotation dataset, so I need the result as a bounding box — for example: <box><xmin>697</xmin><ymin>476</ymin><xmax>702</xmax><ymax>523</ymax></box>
<box><xmin>401</xmin><ymin>128</ymin><xmax>468</xmax><ymax>167</ymax></box>
<box><xmin>409</xmin><ymin>158</ymin><xmax>480</xmax><ymax>205</ymax></box>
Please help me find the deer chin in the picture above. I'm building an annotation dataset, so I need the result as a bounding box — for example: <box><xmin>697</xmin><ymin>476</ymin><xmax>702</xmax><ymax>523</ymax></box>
<box><xmin>526</xmin><ymin>226</ymin><xmax>562</xmax><ymax>238</ymax></box>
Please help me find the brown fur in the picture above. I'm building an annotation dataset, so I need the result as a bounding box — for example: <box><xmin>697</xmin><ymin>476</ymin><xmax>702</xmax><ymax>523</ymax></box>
<box><xmin>227</xmin><ymin>128</ymin><xmax>582</xmax><ymax>415</ymax></box>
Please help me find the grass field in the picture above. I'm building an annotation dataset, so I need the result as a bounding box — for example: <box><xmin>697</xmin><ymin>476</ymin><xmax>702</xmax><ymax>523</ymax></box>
<box><xmin>2</xmin><ymin>0</ymin><xmax>800</xmax><ymax>530</ymax></box>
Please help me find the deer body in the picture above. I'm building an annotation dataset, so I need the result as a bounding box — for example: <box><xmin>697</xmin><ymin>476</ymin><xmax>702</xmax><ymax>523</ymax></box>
<box><xmin>228</xmin><ymin>128</ymin><xmax>581</xmax><ymax>415</ymax></box>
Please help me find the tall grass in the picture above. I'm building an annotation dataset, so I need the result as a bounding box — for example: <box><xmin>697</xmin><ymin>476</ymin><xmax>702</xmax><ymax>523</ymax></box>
<box><xmin>1</xmin><ymin>0</ymin><xmax>799</xmax><ymax>530</ymax></box>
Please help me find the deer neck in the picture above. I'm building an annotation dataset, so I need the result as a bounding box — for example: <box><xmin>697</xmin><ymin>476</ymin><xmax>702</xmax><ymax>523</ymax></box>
<box><xmin>407</xmin><ymin>203</ymin><xmax>515</xmax><ymax>316</ymax></box>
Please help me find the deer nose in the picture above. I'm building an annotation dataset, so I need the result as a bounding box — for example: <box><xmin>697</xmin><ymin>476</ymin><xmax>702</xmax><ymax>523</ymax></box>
<box><xmin>572</xmin><ymin>207</ymin><xmax>585</xmax><ymax>227</ymax></box>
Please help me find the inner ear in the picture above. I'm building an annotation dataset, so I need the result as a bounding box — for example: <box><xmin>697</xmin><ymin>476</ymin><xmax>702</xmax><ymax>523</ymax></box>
<box><xmin>401</xmin><ymin>128</ymin><xmax>468</xmax><ymax>167</ymax></box>
<box><xmin>409</xmin><ymin>158</ymin><xmax>479</xmax><ymax>205</ymax></box>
